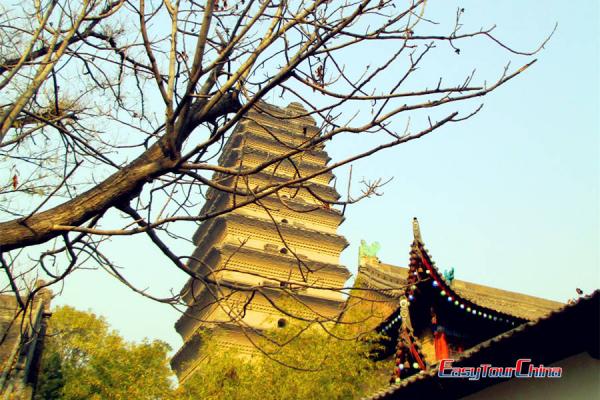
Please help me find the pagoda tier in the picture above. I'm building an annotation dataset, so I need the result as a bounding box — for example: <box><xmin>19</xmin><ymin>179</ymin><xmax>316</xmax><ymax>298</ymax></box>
<box><xmin>219</xmin><ymin>146</ymin><xmax>334</xmax><ymax>186</ymax></box>
<box><xmin>198</xmin><ymin>191</ymin><xmax>344</xmax><ymax>235</ymax></box>
<box><xmin>172</xmin><ymin>322</ymin><xmax>281</xmax><ymax>382</ymax></box>
<box><xmin>241</xmin><ymin>101</ymin><xmax>321</xmax><ymax>132</ymax></box>
<box><xmin>200</xmin><ymin>170</ymin><xmax>341</xmax><ymax>208</ymax></box>
<box><xmin>175</xmin><ymin>284</ymin><xmax>347</xmax><ymax>342</ymax></box>
<box><xmin>171</xmin><ymin>102</ymin><xmax>350</xmax><ymax>382</ymax></box>
<box><xmin>180</xmin><ymin>243</ymin><xmax>350</xmax><ymax>305</ymax></box>
<box><xmin>189</xmin><ymin>213</ymin><xmax>348</xmax><ymax>266</ymax></box>
<box><xmin>220</xmin><ymin>128</ymin><xmax>330</xmax><ymax>167</ymax></box>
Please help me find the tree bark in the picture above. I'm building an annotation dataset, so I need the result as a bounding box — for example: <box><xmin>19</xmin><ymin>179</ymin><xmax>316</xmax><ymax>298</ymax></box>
<box><xmin>0</xmin><ymin>93</ymin><xmax>241</xmax><ymax>252</ymax></box>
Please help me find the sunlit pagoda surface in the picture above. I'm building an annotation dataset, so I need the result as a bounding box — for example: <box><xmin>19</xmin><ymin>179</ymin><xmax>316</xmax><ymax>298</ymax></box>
<box><xmin>350</xmin><ymin>218</ymin><xmax>563</xmax><ymax>384</ymax></box>
<box><xmin>170</xmin><ymin>102</ymin><xmax>350</xmax><ymax>382</ymax></box>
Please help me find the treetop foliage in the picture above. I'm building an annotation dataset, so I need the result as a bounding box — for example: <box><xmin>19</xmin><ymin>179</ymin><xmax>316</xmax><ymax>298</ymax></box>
<box><xmin>37</xmin><ymin>305</ymin><xmax>392</xmax><ymax>399</ymax></box>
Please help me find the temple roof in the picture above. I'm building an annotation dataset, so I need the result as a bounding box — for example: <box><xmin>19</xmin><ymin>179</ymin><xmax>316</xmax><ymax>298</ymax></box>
<box><xmin>357</xmin><ymin>261</ymin><xmax>561</xmax><ymax>321</ymax></box>
<box><xmin>364</xmin><ymin>290</ymin><xmax>600</xmax><ymax>400</ymax></box>
<box><xmin>358</xmin><ymin>218</ymin><xmax>562</xmax><ymax>321</ymax></box>
<box><xmin>407</xmin><ymin>218</ymin><xmax>529</xmax><ymax>324</ymax></box>
<box><xmin>357</xmin><ymin>218</ymin><xmax>568</xmax><ymax>390</ymax></box>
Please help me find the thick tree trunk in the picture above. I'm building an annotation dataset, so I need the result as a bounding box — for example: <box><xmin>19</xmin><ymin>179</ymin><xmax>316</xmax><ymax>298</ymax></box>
<box><xmin>0</xmin><ymin>142</ymin><xmax>174</xmax><ymax>251</ymax></box>
<box><xmin>0</xmin><ymin>92</ymin><xmax>241</xmax><ymax>252</ymax></box>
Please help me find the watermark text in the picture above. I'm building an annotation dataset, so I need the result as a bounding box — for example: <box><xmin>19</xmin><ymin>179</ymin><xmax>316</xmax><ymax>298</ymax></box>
<box><xmin>438</xmin><ymin>359</ymin><xmax>562</xmax><ymax>381</ymax></box>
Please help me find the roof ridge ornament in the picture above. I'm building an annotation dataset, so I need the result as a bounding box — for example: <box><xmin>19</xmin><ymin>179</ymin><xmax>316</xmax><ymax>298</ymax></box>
<box><xmin>359</xmin><ymin>239</ymin><xmax>381</xmax><ymax>261</ymax></box>
<box><xmin>443</xmin><ymin>267</ymin><xmax>455</xmax><ymax>286</ymax></box>
<box><xmin>412</xmin><ymin>217</ymin><xmax>423</xmax><ymax>244</ymax></box>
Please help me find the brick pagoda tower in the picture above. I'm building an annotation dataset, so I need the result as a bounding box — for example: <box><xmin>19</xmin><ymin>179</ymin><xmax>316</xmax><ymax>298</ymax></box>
<box><xmin>171</xmin><ymin>102</ymin><xmax>350</xmax><ymax>382</ymax></box>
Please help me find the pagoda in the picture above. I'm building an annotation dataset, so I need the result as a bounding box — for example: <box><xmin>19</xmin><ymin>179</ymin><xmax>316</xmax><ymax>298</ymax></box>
<box><xmin>170</xmin><ymin>102</ymin><xmax>350</xmax><ymax>382</ymax></box>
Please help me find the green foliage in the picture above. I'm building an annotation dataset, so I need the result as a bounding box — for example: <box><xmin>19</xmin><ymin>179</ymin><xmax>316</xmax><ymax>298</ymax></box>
<box><xmin>36</xmin><ymin>306</ymin><xmax>175</xmax><ymax>400</ymax></box>
<box><xmin>177</xmin><ymin>321</ymin><xmax>391</xmax><ymax>400</ymax></box>
<box><xmin>36</xmin><ymin>306</ymin><xmax>391</xmax><ymax>399</ymax></box>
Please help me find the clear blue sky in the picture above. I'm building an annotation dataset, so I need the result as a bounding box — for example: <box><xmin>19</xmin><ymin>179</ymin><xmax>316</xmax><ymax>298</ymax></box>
<box><xmin>52</xmin><ymin>1</ymin><xmax>599</xmax><ymax>352</ymax></box>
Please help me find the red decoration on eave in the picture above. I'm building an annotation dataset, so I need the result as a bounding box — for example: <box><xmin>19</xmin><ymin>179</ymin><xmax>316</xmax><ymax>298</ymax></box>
<box><xmin>409</xmin><ymin>343</ymin><xmax>426</xmax><ymax>370</ymax></box>
<box><xmin>434</xmin><ymin>331</ymin><xmax>449</xmax><ymax>360</ymax></box>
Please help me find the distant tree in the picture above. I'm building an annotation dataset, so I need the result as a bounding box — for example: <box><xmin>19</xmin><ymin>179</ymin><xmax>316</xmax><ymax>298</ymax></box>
<box><xmin>36</xmin><ymin>306</ymin><xmax>175</xmax><ymax>400</ymax></box>
<box><xmin>177</xmin><ymin>316</ymin><xmax>391</xmax><ymax>400</ymax></box>
<box><xmin>36</xmin><ymin>305</ymin><xmax>391</xmax><ymax>399</ymax></box>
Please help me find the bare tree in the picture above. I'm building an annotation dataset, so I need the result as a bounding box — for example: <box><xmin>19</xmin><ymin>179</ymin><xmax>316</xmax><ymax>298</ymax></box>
<box><xmin>0</xmin><ymin>0</ymin><xmax>552</xmax><ymax>349</ymax></box>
